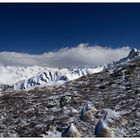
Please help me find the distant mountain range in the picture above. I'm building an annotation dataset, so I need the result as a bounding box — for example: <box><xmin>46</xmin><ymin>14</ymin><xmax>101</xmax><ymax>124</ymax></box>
<box><xmin>0</xmin><ymin>48</ymin><xmax>139</xmax><ymax>91</ymax></box>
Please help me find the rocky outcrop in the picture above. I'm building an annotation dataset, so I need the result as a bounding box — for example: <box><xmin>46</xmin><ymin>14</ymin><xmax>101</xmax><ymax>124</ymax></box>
<box><xmin>61</xmin><ymin>123</ymin><xmax>81</xmax><ymax>137</ymax></box>
<box><xmin>95</xmin><ymin>109</ymin><xmax>124</xmax><ymax>137</ymax></box>
<box><xmin>80</xmin><ymin>102</ymin><xmax>97</xmax><ymax>122</ymax></box>
<box><xmin>95</xmin><ymin>119</ymin><xmax>112</xmax><ymax>137</ymax></box>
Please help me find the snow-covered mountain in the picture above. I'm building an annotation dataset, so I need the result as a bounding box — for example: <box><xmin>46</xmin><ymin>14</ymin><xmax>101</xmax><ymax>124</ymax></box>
<box><xmin>109</xmin><ymin>48</ymin><xmax>140</xmax><ymax>68</ymax></box>
<box><xmin>0</xmin><ymin>65</ymin><xmax>104</xmax><ymax>91</ymax></box>
<box><xmin>0</xmin><ymin>48</ymin><xmax>139</xmax><ymax>91</ymax></box>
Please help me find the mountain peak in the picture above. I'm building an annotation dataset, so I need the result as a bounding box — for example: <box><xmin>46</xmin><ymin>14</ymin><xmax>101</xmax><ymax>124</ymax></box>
<box><xmin>127</xmin><ymin>48</ymin><xmax>139</xmax><ymax>60</ymax></box>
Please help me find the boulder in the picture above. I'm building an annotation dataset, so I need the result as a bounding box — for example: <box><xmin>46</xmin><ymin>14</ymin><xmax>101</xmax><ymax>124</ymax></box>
<box><xmin>61</xmin><ymin>123</ymin><xmax>81</xmax><ymax>137</ymax></box>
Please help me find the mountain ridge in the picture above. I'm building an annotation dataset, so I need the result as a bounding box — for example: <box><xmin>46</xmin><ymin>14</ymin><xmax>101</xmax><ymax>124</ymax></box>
<box><xmin>0</xmin><ymin>48</ymin><xmax>140</xmax><ymax>91</ymax></box>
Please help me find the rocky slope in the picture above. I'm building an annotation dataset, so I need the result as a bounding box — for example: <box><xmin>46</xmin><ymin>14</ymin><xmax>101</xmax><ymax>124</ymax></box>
<box><xmin>0</xmin><ymin>57</ymin><xmax>139</xmax><ymax>137</ymax></box>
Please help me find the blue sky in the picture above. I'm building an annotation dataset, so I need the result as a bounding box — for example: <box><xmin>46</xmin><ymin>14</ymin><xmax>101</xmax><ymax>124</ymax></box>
<box><xmin>0</xmin><ymin>3</ymin><xmax>140</xmax><ymax>54</ymax></box>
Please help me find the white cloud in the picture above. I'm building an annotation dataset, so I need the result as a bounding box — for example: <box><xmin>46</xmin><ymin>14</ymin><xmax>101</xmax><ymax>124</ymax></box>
<box><xmin>0</xmin><ymin>44</ymin><xmax>131</xmax><ymax>68</ymax></box>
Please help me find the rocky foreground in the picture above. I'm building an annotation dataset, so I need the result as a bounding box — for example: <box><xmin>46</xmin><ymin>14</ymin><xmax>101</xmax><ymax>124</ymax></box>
<box><xmin>0</xmin><ymin>59</ymin><xmax>140</xmax><ymax>137</ymax></box>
